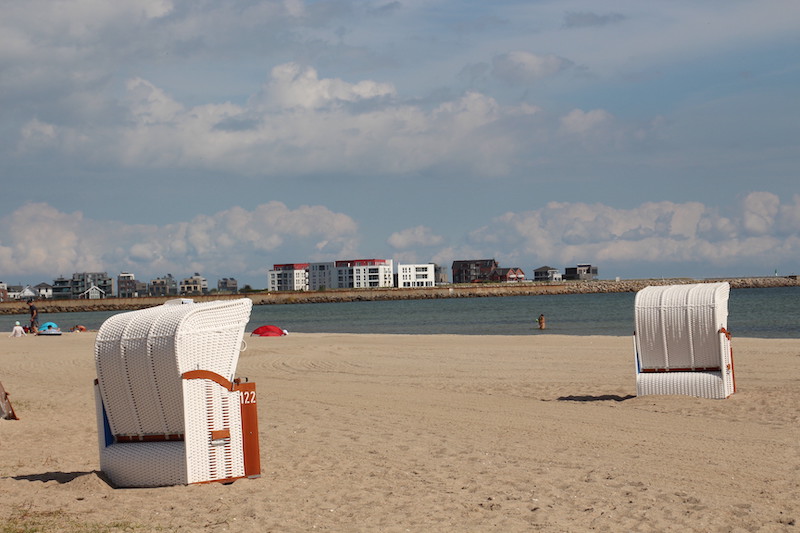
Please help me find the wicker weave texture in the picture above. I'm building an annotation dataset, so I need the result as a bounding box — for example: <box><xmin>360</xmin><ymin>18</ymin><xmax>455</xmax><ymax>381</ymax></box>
<box><xmin>634</xmin><ymin>282</ymin><xmax>734</xmax><ymax>399</ymax></box>
<box><xmin>184</xmin><ymin>379</ymin><xmax>245</xmax><ymax>484</ymax></box>
<box><xmin>635</xmin><ymin>282</ymin><xmax>729</xmax><ymax>370</ymax></box>
<box><xmin>636</xmin><ymin>371</ymin><xmax>727</xmax><ymax>399</ymax></box>
<box><xmin>94</xmin><ymin>298</ymin><xmax>253</xmax><ymax>487</ymax></box>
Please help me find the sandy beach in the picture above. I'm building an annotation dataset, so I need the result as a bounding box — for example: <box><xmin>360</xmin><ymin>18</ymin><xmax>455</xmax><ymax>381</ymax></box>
<box><xmin>1</xmin><ymin>332</ymin><xmax>798</xmax><ymax>532</ymax></box>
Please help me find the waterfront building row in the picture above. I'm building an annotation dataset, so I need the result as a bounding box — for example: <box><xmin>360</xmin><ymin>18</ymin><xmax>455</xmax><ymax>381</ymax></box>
<box><xmin>268</xmin><ymin>260</ymin><xmax>447</xmax><ymax>291</ymax></box>
<box><xmin>0</xmin><ymin>272</ymin><xmax>240</xmax><ymax>301</ymax></box>
<box><xmin>451</xmin><ymin>260</ymin><xmax>598</xmax><ymax>284</ymax></box>
<box><xmin>269</xmin><ymin>259</ymin><xmax>417</xmax><ymax>291</ymax></box>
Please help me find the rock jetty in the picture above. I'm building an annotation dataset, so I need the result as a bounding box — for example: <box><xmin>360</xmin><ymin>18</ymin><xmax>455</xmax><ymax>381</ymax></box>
<box><xmin>1</xmin><ymin>276</ymin><xmax>796</xmax><ymax>315</ymax></box>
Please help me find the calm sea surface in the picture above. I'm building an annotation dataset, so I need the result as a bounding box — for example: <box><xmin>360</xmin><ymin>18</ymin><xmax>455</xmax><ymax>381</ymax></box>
<box><xmin>8</xmin><ymin>286</ymin><xmax>799</xmax><ymax>338</ymax></box>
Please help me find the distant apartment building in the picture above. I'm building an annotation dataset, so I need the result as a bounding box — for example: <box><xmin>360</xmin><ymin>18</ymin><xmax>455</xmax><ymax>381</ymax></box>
<box><xmin>564</xmin><ymin>263</ymin><xmax>598</xmax><ymax>281</ymax></box>
<box><xmin>397</xmin><ymin>263</ymin><xmax>437</xmax><ymax>288</ymax></box>
<box><xmin>149</xmin><ymin>274</ymin><xmax>178</xmax><ymax>297</ymax></box>
<box><xmin>51</xmin><ymin>277</ymin><xmax>72</xmax><ymax>299</ymax></box>
<box><xmin>0</xmin><ymin>282</ymin><xmax>7</xmax><ymax>301</ymax></box>
<box><xmin>533</xmin><ymin>266</ymin><xmax>563</xmax><ymax>282</ymax></box>
<box><xmin>308</xmin><ymin>262</ymin><xmax>335</xmax><ymax>291</ymax></box>
<box><xmin>49</xmin><ymin>272</ymin><xmax>113</xmax><ymax>299</ymax></box>
<box><xmin>75</xmin><ymin>272</ymin><xmax>113</xmax><ymax>298</ymax></box>
<box><xmin>268</xmin><ymin>264</ymin><xmax>309</xmax><ymax>291</ymax></box>
<box><xmin>336</xmin><ymin>259</ymin><xmax>394</xmax><ymax>289</ymax></box>
<box><xmin>117</xmin><ymin>272</ymin><xmax>147</xmax><ymax>298</ymax></box>
<box><xmin>179</xmin><ymin>273</ymin><xmax>209</xmax><ymax>295</ymax></box>
<box><xmin>434</xmin><ymin>264</ymin><xmax>448</xmax><ymax>284</ymax></box>
<box><xmin>451</xmin><ymin>259</ymin><xmax>498</xmax><ymax>284</ymax></box>
<box><xmin>217</xmin><ymin>277</ymin><xmax>238</xmax><ymax>293</ymax></box>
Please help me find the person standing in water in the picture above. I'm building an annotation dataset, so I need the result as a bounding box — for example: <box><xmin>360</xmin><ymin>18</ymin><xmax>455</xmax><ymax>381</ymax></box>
<box><xmin>537</xmin><ymin>313</ymin><xmax>546</xmax><ymax>330</ymax></box>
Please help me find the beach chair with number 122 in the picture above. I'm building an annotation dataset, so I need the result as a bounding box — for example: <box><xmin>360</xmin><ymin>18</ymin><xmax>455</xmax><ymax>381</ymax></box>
<box><xmin>94</xmin><ymin>298</ymin><xmax>261</xmax><ymax>487</ymax></box>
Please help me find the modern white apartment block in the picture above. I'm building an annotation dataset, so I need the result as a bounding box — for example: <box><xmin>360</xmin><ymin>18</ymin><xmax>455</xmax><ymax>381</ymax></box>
<box><xmin>308</xmin><ymin>262</ymin><xmax>335</xmax><ymax>291</ymax></box>
<box><xmin>397</xmin><ymin>263</ymin><xmax>437</xmax><ymax>288</ymax></box>
<box><xmin>335</xmin><ymin>259</ymin><xmax>394</xmax><ymax>288</ymax></box>
<box><xmin>268</xmin><ymin>263</ymin><xmax>309</xmax><ymax>291</ymax></box>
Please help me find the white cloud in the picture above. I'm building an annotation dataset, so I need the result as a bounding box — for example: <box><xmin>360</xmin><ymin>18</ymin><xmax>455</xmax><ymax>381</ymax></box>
<box><xmin>0</xmin><ymin>202</ymin><xmax>359</xmax><ymax>283</ymax></box>
<box><xmin>388</xmin><ymin>226</ymin><xmax>444</xmax><ymax>249</ymax></box>
<box><xmin>741</xmin><ymin>191</ymin><xmax>780</xmax><ymax>236</ymax></box>
<box><xmin>255</xmin><ymin>63</ymin><xmax>396</xmax><ymax>110</ymax></box>
<box><xmin>16</xmin><ymin>67</ymin><xmax>551</xmax><ymax>178</ymax></box>
<box><xmin>467</xmin><ymin>192</ymin><xmax>800</xmax><ymax>275</ymax></box>
<box><xmin>491</xmin><ymin>51</ymin><xmax>572</xmax><ymax>84</ymax></box>
<box><xmin>559</xmin><ymin>108</ymin><xmax>613</xmax><ymax>135</ymax></box>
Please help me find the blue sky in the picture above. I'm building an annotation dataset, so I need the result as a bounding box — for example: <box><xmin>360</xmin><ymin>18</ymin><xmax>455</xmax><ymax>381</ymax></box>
<box><xmin>1</xmin><ymin>0</ymin><xmax>799</xmax><ymax>288</ymax></box>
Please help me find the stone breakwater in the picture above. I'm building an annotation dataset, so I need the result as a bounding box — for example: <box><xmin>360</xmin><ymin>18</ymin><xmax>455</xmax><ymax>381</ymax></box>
<box><xmin>1</xmin><ymin>277</ymin><xmax>797</xmax><ymax>315</ymax></box>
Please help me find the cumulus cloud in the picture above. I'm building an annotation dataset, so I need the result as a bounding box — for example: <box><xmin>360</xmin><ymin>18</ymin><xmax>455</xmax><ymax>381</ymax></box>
<box><xmin>2</xmin><ymin>193</ymin><xmax>798</xmax><ymax>285</ymax></box>
<box><xmin>467</xmin><ymin>192</ymin><xmax>800</xmax><ymax>276</ymax></box>
<box><xmin>741</xmin><ymin>191</ymin><xmax>780</xmax><ymax>236</ymax></box>
<box><xmin>559</xmin><ymin>108</ymin><xmax>613</xmax><ymax>135</ymax></box>
<box><xmin>491</xmin><ymin>51</ymin><xmax>573</xmax><ymax>84</ymax></box>
<box><xmin>252</xmin><ymin>63</ymin><xmax>396</xmax><ymax>110</ymax></box>
<box><xmin>0</xmin><ymin>202</ymin><xmax>359</xmax><ymax>283</ymax></box>
<box><xmin>14</xmin><ymin>65</ymin><xmax>555</xmax><ymax>179</ymax></box>
<box><xmin>388</xmin><ymin>226</ymin><xmax>444</xmax><ymax>249</ymax></box>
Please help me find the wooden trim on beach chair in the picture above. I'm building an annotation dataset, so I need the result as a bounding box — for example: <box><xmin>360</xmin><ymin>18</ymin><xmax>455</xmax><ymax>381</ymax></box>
<box><xmin>0</xmin><ymin>381</ymin><xmax>19</xmax><ymax>420</ymax></box>
<box><xmin>116</xmin><ymin>433</ymin><xmax>185</xmax><ymax>443</ymax></box>
<box><xmin>640</xmin><ymin>366</ymin><xmax>722</xmax><ymax>373</ymax></box>
<box><xmin>181</xmin><ymin>370</ymin><xmax>234</xmax><ymax>391</ymax></box>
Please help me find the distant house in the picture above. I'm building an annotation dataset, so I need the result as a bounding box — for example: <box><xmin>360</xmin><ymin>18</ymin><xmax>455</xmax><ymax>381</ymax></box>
<box><xmin>564</xmin><ymin>264</ymin><xmax>598</xmax><ymax>281</ymax></box>
<box><xmin>6</xmin><ymin>285</ymin><xmax>30</xmax><ymax>300</ymax></box>
<box><xmin>19</xmin><ymin>285</ymin><xmax>37</xmax><ymax>300</ymax></box>
<box><xmin>533</xmin><ymin>266</ymin><xmax>562</xmax><ymax>282</ymax></box>
<box><xmin>452</xmin><ymin>259</ymin><xmax>499</xmax><ymax>284</ymax></box>
<box><xmin>34</xmin><ymin>283</ymin><xmax>53</xmax><ymax>299</ymax></box>
<box><xmin>79</xmin><ymin>285</ymin><xmax>106</xmax><ymax>299</ymax></box>
<box><xmin>488</xmin><ymin>267</ymin><xmax>525</xmax><ymax>283</ymax></box>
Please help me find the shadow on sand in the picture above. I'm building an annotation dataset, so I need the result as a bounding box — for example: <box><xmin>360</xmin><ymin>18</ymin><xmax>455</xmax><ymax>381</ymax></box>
<box><xmin>557</xmin><ymin>394</ymin><xmax>636</xmax><ymax>402</ymax></box>
<box><xmin>10</xmin><ymin>471</ymin><xmax>109</xmax><ymax>485</ymax></box>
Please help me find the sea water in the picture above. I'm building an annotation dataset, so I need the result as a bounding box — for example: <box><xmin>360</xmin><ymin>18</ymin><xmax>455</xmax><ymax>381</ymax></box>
<box><xmin>7</xmin><ymin>286</ymin><xmax>799</xmax><ymax>338</ymax></box>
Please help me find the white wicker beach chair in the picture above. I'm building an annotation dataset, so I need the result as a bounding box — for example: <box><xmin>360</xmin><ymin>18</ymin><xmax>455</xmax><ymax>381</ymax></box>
<box><xmin>94</xmin><ymin>298</ymin><xmax>261</xmax><ymax>487</ymax></box>
<box><xmin>634</xmin><ymin>282</ymin><xmax>736</xmax><ymax>399</ymax></box>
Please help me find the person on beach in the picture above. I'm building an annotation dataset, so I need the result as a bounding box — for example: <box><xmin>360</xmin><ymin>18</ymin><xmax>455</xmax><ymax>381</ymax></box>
<box><xmin>537</xmin><ymin>314</ymin><xmax>546</xmax><ymax>330</ymax></box>
<box><xmin>9</xmin><ymin>321</ymin><xmax>26</xmax><ymax>337</ymax></box>
<box><xmin>27</xmin><ymin>300</ymin><xmax>39</xmax><ymax>332</ymax></box>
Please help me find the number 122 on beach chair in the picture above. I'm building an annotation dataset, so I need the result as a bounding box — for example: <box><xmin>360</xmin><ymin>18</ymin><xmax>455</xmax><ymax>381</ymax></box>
<box><xmin>94</xmin><ymin>298</ymin><xmax>261</xmax><ymax>487</ymax></box>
